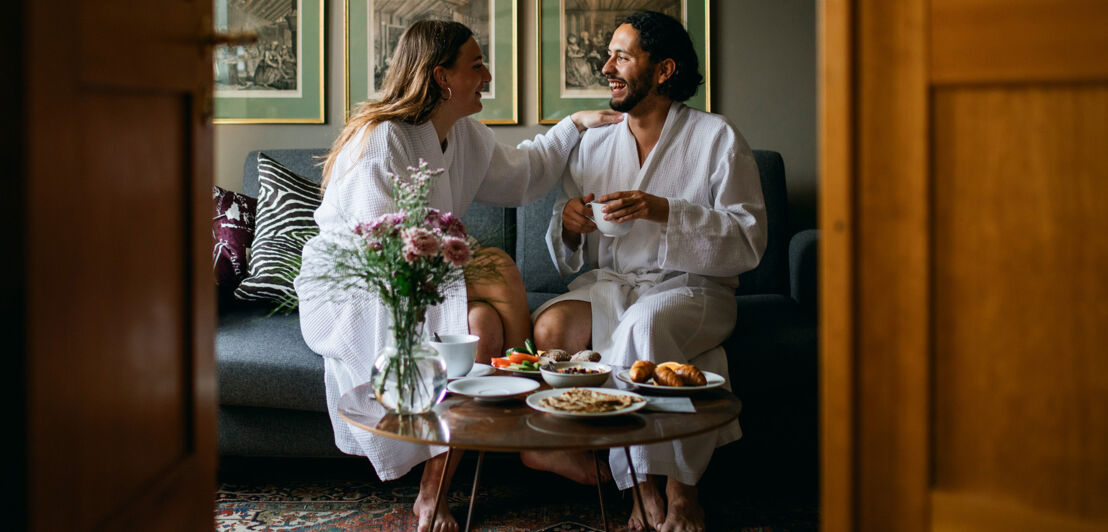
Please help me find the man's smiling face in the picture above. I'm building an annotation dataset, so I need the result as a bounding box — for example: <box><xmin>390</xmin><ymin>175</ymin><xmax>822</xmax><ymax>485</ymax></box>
<box><xmin>601</xmin><ymin>24</ymin><xmax>656</xmax><ymax>113</ymax></box>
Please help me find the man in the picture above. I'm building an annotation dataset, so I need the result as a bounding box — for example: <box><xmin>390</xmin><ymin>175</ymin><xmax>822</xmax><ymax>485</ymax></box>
<box><xmin>531</xmin><ymin>11</ymin><xmax>767</xmax><ymax>532</ymax></box>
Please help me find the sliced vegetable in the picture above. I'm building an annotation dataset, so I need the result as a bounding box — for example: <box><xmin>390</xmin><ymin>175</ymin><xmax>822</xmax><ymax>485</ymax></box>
<box><xmin>504</xmin><ymin>346</ymin><xmax>527</xmax><ymax>356</ymax></box>
<box><xmin>524</xmin><ymin>338</ymin><xmax>537</xmax><ymax>355</ymax></box>
<box><xmin>508</xmin><ymin>352</ymin><xmax>539</xmax><ymax>364</ymax></box>
<box><xmin>490</xmin><ymin>357</ymin><xmax>511</xmax><ymax>368</ymax></box>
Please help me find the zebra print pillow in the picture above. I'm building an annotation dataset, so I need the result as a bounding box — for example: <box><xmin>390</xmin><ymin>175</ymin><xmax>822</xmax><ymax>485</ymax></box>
<box><xmin>233</xmin><ymin>153</ymin><xmax>321</xmax><ymax>309</ymax></box>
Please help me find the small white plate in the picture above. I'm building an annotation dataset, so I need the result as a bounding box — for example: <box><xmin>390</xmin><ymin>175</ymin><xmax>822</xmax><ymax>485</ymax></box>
<box><xmin>615</xmin><ymin>369</ymin><xmax>726</xmax><ymax>394</ymax></box>
<box><xmin>449</xmin><ymin>363</ymin><xmax>495</xmax><ymax>381</ymax></box>
<box><xmin>526</xmin><ymin>387</ymin><xmax>647</xmax><ymax>418</ymax></box>
<box><xmin>447</xmin><ymin>376</ymin><xmax>539</xmax><ymax>401</ymax></box>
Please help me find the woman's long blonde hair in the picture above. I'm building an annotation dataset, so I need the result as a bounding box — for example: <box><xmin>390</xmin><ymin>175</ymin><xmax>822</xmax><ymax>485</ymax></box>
<box><xmin>320</xmin><ymin>20</ymin><xmax>473</xmax><ymax>190</ymax></box>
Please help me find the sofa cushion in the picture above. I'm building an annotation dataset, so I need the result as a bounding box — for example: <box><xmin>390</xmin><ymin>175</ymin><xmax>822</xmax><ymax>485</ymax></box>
<box><xmin>212</xmin><ymin>186</ymin><xmax>257</xmax><ymax>291</ymax></box>
<box><xmin>217</xmin><ymin>304</ymin><xmax>326</xmax><ymax>412</ymax></box>
<box><xmin>234</xmin><ymin>153</ymin><xmax>322</xmax><ymax>306</ymax></box>
<box><xmin>516</xmin><ymin>188</ymin><xmax>589</xmax><ymax>293</ymax></box>
<box><xmin>736</xmin><ymin>150</ymin><xmax>791</xmax><ymax>296</ymax></box>
<box><xmin>219</xmin><ymin>405</ymin><xmax>344</xmax><ymax>457</ymax></box>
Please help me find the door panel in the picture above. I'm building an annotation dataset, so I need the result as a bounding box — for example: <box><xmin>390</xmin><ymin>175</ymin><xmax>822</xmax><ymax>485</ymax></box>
<box><xmin>933</xmin><ymin>86</ymin><xmax>1108</xmax><ymax>521</ymax></box>
<box><xmin>821</xmin><ymin>0</ymin><xmax>1108</xmax><ymax>530</ymax></box>
<box><xmin>25</xmin><ymin>0</ymin><xmax>215</xmax><ymax>530</ymax></box>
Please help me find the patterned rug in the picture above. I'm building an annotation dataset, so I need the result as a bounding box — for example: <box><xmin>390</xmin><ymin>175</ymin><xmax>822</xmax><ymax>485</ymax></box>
<box><xmin>215</xmin><ymin>457</ymin><xmax>818</xmax><ymax>531</ymax></box>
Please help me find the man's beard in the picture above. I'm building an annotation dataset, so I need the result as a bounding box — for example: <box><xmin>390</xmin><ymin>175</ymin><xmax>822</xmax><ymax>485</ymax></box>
<box><xmin>608</xmin><ymin>70</ymin><xmax>653</xmax><ymax>112</ymax></box>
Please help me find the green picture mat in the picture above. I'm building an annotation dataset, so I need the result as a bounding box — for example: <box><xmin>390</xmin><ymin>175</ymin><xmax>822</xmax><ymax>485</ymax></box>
<box><xmin>345</xmin><ymin>0</ymin><xmax>517</xmax><ymax>124</ymax></box>
<box><xmin>538</xmin><ymin>0</ymin><xmax>709</xmax><ymax>123</ymax></box>
<box><xmin>214</xmin><ymin>0</ymin><xmax>325</xmax><ymax>124</ymax></box>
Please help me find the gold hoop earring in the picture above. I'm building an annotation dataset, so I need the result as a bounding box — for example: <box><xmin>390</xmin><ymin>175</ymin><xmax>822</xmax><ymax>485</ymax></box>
<box><xmin>441</xmin><ymin>87</ymin><xmax>453</xmax><ymax>101</ymax></box>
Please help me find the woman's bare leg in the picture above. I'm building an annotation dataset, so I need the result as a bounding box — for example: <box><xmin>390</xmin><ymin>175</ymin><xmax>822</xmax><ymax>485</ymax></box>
<box><xmin>467</xmin><ymin>301</ymin><xmax>503</xmax><ymax>364</ymax></box>
<box><xmin>414</xmin><ymin>451</ymin><xmax>464</xmax><ymax>532</ymax></box>
<box><xmin>465</xmin><ymin>247</ymin><xmax>532</xmax><ymax>351</ymax></box>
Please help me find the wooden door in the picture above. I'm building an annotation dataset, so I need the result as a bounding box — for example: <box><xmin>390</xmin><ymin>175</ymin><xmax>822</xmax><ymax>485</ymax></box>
<box><xmin>820</xmin><ymin>0</ymin><xmax>1108</xmax><ymax>530</ymax></box>
<box><xmin>22</xmin><ymin>0</ymin><xmax>216</xmax><ymax>530</ymax></box>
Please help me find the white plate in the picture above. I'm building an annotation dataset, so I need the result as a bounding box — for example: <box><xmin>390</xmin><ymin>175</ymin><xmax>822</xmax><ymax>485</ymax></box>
<box><xmin>526</xmin><ymin>387</ymin><xmax>647</xmax><ymax>418</ymax></box>
<box><xmin>448</xmin><ymin>363</ymin><xmax>495</xmax><ymax>381</ymax></box>
<box><xmin>614</xmin><ymin>369</ymin><xmax>726</xmax><ymax>394</ymax></box>
<box><xmin>447</xmin><ymin>376</ymin><xmax>539</xmax><ymax>401</ymax></box>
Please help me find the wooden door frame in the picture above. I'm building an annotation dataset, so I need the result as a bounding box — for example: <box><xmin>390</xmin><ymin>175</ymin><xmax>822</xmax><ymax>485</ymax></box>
<box><xmin>820</xmin><ymin>0</ymin><xmax>932</xmax><ymax>530</ymax></box>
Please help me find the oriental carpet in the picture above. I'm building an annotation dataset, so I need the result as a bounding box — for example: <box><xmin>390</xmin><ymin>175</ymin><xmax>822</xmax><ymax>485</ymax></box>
<box><xmin>215</xmin><ymin>457</ymin><xmax>817</xmax><ymax>532</ymax></box>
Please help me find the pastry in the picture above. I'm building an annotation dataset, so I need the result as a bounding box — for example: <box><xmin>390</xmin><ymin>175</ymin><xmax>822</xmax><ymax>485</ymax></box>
<box><xmin>544</xmin><ymin>349</ymin><xmax>570</xmax><ymax>362</ymax></box>
<box><xmin>629</xmin><ymin>360</ymin><xmax>656</xmax><ymax>383</ymax></box>
<box><xmin>652</xmin><ymin>365</ymin><xmax>683</xmax><ymax>387</ymax></box>
<box><xmin>674</xmin><ymin>364</ymin><xmax>707</xmax><ymax>386</ymax></box>
<box><xmin>571</xmin><ymin>350</ymin><xmax>601</xmax><ymax>362</ymax></box>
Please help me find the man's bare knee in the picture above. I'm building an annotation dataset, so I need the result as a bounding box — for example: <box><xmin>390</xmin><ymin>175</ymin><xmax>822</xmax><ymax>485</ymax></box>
<box><xmin>534</xmin><ymin>301</ymin><xmax>592</xmax><ymax>351</ymax></box>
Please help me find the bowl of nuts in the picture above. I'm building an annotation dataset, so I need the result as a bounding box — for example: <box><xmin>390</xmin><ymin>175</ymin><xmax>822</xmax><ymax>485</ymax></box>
<box><xmin>539</xmin><ymin>360</ymin><xmax>612</xmax><ymax>388</ymax></box>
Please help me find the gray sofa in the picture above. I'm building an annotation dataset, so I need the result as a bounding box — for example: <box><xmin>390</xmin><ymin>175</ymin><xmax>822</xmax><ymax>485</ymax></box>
<box><xmin>217</xmin><ymin>148</ymin><xmax>819</xmax><ymax>497</ymax></box>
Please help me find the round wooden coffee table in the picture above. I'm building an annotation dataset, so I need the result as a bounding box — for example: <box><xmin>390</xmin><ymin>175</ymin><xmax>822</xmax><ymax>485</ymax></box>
<box><xmin>338</xmin><ymin>378</ymin><xmax>741</xmax><ymax>532</ymax></box>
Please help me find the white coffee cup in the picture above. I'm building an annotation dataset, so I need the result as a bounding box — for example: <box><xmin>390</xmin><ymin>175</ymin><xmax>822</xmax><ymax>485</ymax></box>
<box><xmin>586</xmin><ymin>201</ymin><xmax>633</xmax><ymax>237</ymax></box>
<box><xmin>429</xmin><ymin>334</ymin><xmax>479</xmax><ymax>378</ymax></box>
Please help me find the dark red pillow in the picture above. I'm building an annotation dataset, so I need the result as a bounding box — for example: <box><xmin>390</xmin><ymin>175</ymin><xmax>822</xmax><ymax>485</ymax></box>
<box><xmin>213</xmin><ymin>186</ymin><xmax>257</xmax><ymax>290</ymax></box>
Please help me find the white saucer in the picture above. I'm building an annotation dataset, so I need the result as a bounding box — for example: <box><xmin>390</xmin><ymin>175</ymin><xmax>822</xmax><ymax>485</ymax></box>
<box><xmin>448</xmin><ymin>363</ymin><xmax>495</xmax><ymax>381</ymax></box>
<box><xmin>447</xmin><ymin>376</ymin><xmax>539</xmax><ymax>401</ymax></box>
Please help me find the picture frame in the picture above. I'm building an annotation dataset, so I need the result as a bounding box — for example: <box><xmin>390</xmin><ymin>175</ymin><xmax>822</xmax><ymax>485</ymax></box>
<box><xmin>345</xmin><ymin>0</ymin><xmax>518</xmax><ymax>125</ymax></box>
<box><xmin>537</xmin><ymin>0</ymin><xmax>710</xmax><ymax>124</ymax></box>
<box><xmin>212</xmin><ymin>0</ymin><xmax>325</xmax><ymax>124</ymax></box>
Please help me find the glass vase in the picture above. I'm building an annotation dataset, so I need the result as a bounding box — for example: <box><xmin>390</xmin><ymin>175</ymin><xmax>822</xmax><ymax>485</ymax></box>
<box><xmin>370</xmin><ymin>307</ymin><xmax>447</xmax><ymax>414</ymax></box>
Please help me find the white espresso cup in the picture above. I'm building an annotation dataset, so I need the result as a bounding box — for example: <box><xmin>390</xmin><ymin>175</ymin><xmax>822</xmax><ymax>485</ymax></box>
<box><xmin>586</xmin><ymin>201</ymin><xmax>633</xmax><ymax>237</ymax></box>
<box><xmin>429</xmin><ymin>334</ymin><xmax>479</xmax><ymax>378</ymax></box>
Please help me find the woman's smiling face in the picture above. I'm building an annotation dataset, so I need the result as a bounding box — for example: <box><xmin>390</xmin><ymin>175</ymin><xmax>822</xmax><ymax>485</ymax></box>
<box><xmin>441</xmin><ymin>37</ymin><xmax>491</xmax><ymax>117</ymax></box>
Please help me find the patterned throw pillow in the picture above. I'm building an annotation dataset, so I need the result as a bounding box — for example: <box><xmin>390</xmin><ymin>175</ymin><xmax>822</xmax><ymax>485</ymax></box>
<box><xmin>213</xmin><ymin>186</ymin><xmax>257</xmax><ymax>291</ymax></box>
<box><xmin>233</xmin><ymin>153</ymin><xmax>322</xmax><ymax>308</ymax></box>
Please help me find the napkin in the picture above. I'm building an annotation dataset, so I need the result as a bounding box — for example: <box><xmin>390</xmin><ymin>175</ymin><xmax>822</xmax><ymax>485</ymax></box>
<box><xmin>643</xmin><ymin>396</ymin><xmax>696</xmax><ymax>413</ymax></box>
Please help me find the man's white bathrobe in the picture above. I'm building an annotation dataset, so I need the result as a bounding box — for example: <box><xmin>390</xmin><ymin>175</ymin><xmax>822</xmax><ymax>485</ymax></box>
<box><xmin>295</xmin><ymin>116</ymin><xmax>581</xmax><ymax>481</ymax></box>
<box><xmin>536</xmin><ymin>102</ymin><xmax>767</xmax><ymax>489</ymax></box>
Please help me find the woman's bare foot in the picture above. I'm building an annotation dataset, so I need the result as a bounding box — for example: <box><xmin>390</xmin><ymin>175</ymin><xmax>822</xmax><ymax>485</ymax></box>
<box><xmin>520</xmin><ymin>450</ymin><xmax>611</xmax><ymax>485</ymax></box>
<box><xmin>658</xmin><ymin>478</ymin><xmax>705</xmax><ymax>532</ymax></box>
<box><xmin>627</xmin><ymin>476</ymin><xmax>667</xmax><ymax>531</ymax></box>
<box><xmin>413</xmin><ymin>453</ymin><xmax>461</xmax><ymax>532</ymax></box>
<box><xmin>413</xmin><ymin>492</ymin><xmax>457</xmax><ymax>532</ymax></box>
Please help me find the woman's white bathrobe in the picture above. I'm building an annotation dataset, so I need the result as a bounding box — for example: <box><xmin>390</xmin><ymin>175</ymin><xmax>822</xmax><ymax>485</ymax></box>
<box><xmin>536</xmin><ymin>103</ymin><xmax>767</xmax><ymax>489</ymax></box>
<box><xmin>295</xmin><ymin>116</ymin><xmax>581</xmax><ymax>481</ymax></box>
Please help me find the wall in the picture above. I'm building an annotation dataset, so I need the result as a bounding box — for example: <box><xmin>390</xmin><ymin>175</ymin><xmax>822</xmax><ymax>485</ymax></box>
<box><xmin>214</xmin><ymin>0</ymin><xmax>817</xmax><ymax>231</ymax></box>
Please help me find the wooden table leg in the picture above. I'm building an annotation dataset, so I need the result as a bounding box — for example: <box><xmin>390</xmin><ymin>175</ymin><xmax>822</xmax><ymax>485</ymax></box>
<box><xmin>624</xmin><ymin>446</ymin><xmax>651</xmax><ymax>531</ymax></box>
<box><xmin>463</xmin><ymin>451</ymin><xmax>485</xmax><ymax>532</ymax></box>
<box><xmin>593</xmin><ymin>450</ymin><xmax>609</xmax><ymax>532</ymax></box>
<box><xmin>429</xmin><ymin>447</ymin><xmax>455</xmax><ymax>532</ymax></box>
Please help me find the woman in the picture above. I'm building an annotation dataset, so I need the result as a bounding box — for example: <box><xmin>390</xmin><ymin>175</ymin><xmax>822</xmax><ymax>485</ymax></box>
<box><xmin>294</xmin><ymin>20</ymin><xmax>621</xmax><ymax>532</ymax></box>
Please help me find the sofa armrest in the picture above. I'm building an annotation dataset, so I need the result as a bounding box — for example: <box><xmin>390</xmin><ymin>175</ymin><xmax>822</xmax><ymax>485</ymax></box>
<box><xmin>788</xmin><ymin>229</ymin><xmax>819</xmax><ymax>315</ymax></box>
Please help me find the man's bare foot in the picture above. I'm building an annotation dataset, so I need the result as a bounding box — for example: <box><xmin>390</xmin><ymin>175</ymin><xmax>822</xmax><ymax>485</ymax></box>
<box><xmin>627</xmin><ymin>476</ymin><xmax>667</xmax><ymax>531</ymax></box>
<box><xmin>413</xmin><ymin>492</ymin><xmax>458</xmax><ymax>532</ymax></box>
<box><xmin>658</xmin><ymin>478</ymin><xmax>705</xmax><ymax>532</ymax></box>
<box><xmin>520</xmin><ymin>450</ymin><xmax>611</xmax><ymax>485</ymax></box>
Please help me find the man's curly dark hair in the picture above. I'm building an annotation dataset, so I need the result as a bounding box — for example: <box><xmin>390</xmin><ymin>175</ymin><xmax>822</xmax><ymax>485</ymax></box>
<box><xmin>616</xmin><ymin>11</ymin><xmax>703</xmax><ymax>102</ymax></box>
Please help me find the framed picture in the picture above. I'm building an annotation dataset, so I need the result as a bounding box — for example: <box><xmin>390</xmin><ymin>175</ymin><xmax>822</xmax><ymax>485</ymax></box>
<box><xmin>212</xmin><ymin>0</ymin><xmax>325</xmax><ymax>124</ymax></box>
<box><xmin>537</xmin><ymin>0</ymin><xmax>710</xmax><ymax>124</ymax></box>
<box><xmin>345</xmin><ymin>0</ymin><xmax>518</xmax><ymax>125</ymax></box>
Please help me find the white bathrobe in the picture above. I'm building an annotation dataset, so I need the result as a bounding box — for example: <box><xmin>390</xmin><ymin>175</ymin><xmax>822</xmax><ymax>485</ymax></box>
<box><xmin>536</xmin><ymin>102</ymin><xmax>767</xmax><ymax>489</ymax></box>
<box><xmin>295</xmin><ymin>116</ymin><xmax>580</xmax><ymax>481</ymax></box>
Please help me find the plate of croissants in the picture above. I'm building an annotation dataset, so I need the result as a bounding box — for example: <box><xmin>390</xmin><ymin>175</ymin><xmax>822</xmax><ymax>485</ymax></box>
<box><xmin>615</xmin><ymin>361</ymin><xmax>726</xmax><ymax>394</ymax></box>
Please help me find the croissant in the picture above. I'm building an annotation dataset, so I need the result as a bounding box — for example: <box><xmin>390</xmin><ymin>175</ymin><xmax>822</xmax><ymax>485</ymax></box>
<box><xmin>652</xmin><ymin>365</ymin><xmax>683</xmax><ymax>387</ymax></box>
<box><xmin>629</xmin><ymin>360</ymin><xmax>656</xmax><ymax>383</ymax></box>
<box><xmin>657</xmin><ymin>361</ymin><xmax>683</xmax><ymax>372</ymax></box>
<box><xmin>674</xmin><ymin>364</ymin><xmax>707</xmax><ymax>386</ymax></box>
